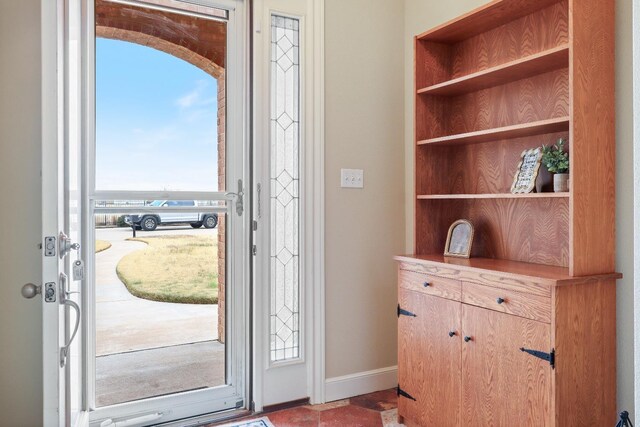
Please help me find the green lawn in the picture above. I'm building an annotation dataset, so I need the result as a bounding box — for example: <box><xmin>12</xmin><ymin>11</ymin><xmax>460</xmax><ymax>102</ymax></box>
<box><xmin>116</xmin><ymin>234</ymin><xmax>218</xmax><ymax>304</ymax></box>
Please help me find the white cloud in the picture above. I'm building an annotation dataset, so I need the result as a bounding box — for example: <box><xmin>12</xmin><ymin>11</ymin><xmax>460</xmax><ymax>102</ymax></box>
<box><xmin>176</xmin><ymin>79</ymin><xmax>212</xmax><ymax>109</ymax></box>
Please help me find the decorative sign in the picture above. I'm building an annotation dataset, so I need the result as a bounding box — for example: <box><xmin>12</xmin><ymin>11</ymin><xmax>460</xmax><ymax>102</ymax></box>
<box><xmin>444</xmin><ymin>219</ymin><xmax>474</xmax><ymax>259</ymax></box>
<box><xmin>511</xmin><ymin>148</ymin><xmax>543</xmax><ymax>194</ymax></box>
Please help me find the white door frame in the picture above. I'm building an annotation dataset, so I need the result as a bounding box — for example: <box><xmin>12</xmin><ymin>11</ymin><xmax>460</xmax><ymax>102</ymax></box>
<box><xmin>251</xmin><ymin>0</ymin><xmax>325</xmax><ymax>410</ymax></box>
<box><xmin>42</xmin><ymin>0</ymin><xmax>72</xmax><ymax>424</ymax></box>
<box><xmin>42</xmin><ymin>0</ymin><xmax>252</xmax><ymax>425</ymax></box>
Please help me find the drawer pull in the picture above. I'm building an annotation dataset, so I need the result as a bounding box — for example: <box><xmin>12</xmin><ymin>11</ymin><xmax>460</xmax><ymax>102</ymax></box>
<box><xmin>496</xmin><ymin>297</ymin><xmax>505</xmax><ymax>304</ymax></box>
<box><xmin>464</xmin><ymin>336</ymin><xmax>473</xmax><ymax>342</ymax></box>
<box><xmin>423</xmin><ymin>281</ymin><xmax>431</xmax><ymax>287</ymax></box>
<box><xmin>448</xmin><ymin>331</ymin><xmax>457</xmax><ymax>337</ymax></box>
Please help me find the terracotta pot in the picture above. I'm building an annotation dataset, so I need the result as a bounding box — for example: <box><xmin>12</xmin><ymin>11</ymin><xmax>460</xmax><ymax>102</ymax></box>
<box><xmin>553</xmin><ymin>173</ymin><xmax>569</xmax><ymax>192</ymax></box>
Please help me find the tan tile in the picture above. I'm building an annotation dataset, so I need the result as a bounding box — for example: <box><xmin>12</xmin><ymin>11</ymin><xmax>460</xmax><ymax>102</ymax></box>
<box><xmin>305</xmin><ymin>399</ymin><xmax>349</xmax><ymax>412</ymax></box>
<box><xmin>381</xmin><ymin>409</ymin><xmax>405</xmax><ymax>427</ymax></box>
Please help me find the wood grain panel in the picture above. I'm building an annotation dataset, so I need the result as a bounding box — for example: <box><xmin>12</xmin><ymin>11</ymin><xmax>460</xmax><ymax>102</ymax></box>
<box><xmin>400</xmin><ymin>258</ymin><xmax>552</xmax><ymax>295</ymax></box>
<box><xmin>415</xmin><ymin>40</ymin><xmax>451</xmax><ymax>90</ymax></box>
<box><xmin>396</xmin><ymin>256</ymin><xmax>621</xmax><ymax>287</ymax></box>
<box><xmin>449</xmin><ymin>1</ymin><xmax>568</xmax><ymax>78</ymax></box>
<box><xmin>399</xmin><ymin>270</ymin><xmax>461</xmax><ymax>301</ymax></box>
<box><xmin>415</xmin><ymin>93</ymin><xmax>448</xmax><ymax>141</ymax></box>
<box><xmin>418</xmin><ymin>193</ymin><xmax>569</xmax><ymax>200</ymax></box>
<box><xmin>417</xmin><ymin>0</ymin><xmax>564</xmax><ymax>43</ymax></box>
<box><xmin>462</xmin><ymin>305</ymin><xmax>552</xmax><ymax>426</ymax></box>
<box><xmin>418</xmin><ymin>117</ymin><xmax>569</xmax><ymax>146</ymax></box>
<box><xmin>398</xmin><ymin>289</ymin><xmax>461</xmax><ymax>427</ymax></box>
<box><xmin>417</xmin><ymin>131</ymin><xmax>568</xmax><ymax>195</ymax></box>
<box><xmin>442</xmin><ymin>68</ymin><xmax>569</xmax><ymax>137</ymax></box>
<box><xmin>553</xmin><ymin>279</ymin><xmax>617</xmax><ymax>426</ymax></box>
<box><xmin>569</xmin><ymin>0</ymin><xmax>616</xmax><ymax>276</ymax></box>
<box><xmin>462</xmin><ymin>281</ymin><xmax>551</xmax><ymax>323</ymax></box>
<box><xmin>416</xmin><ymin>198</ymin><xmax>570</xmax><ymax>267</ymax></box>
<box><xmin>419</xmin><ymin>45</ymin><xmax>569</xmax><ymax>96</ymax></box>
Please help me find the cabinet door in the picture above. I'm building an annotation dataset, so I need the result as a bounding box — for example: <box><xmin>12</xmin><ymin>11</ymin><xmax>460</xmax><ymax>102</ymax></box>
<box><xmin>462</xmin><ymin>305</ymin><xmax>551</xmax><ymax>426</ymax></box>
<box><xmin>398</xmin><ymin>288</ymin><xmax>461</xmax><ymax>427</ymax></box>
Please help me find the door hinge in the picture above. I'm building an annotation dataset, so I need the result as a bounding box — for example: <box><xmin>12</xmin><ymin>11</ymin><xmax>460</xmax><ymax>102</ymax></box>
<box><xmin>253</xmin><ymin>220</ymin><xmax>258</xmax><ymax>231</ymax></box>
<box><xmin>397</xmin><ymin>304</ymin><xmax>417</xmax><ymax>318</ymax></box>
<box><xmin>252</xmin><ymin>245</ymin><xmax>257</xmax><ymax>256</ymax></box>
<box><xmin>520</xmin><ymin>347</ymin><xmax>555</xmax><ymax>369</ymax></box>
<box><xmin>397</xmin><ymin>385</ymin><xmax>416</xmax><ymax>401</ymax></box>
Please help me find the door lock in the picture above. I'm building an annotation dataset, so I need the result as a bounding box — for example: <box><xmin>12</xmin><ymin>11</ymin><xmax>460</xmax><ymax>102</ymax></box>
<box><xmin>59</xmin><ymin>231</ymin><xmax>80</xmax><ymax>259</ymax></box>
<box><xmin>21</xmin><ymin>282</ymin><xmax>56</xmax><ymax>302</ymax></box>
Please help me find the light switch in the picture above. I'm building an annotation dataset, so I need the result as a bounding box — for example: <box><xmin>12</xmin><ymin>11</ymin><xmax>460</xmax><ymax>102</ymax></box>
<box><xmin>341</xmin><ymin>168</ymin><xmax>364</xmax><ymax>188</ymax></box>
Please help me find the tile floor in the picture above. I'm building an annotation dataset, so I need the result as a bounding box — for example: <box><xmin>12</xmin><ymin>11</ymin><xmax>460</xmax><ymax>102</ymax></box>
<box><xmin>211</xmin><ymin>389</ymin><xmax>405</xmax><ymax>427</ymax></box>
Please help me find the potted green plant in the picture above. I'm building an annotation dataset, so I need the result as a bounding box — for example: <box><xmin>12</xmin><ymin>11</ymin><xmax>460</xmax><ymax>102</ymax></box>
<box><xmin>541</xmin><ymin>138</ymin><xmax>569</xmax><ymax>192</ymax></box>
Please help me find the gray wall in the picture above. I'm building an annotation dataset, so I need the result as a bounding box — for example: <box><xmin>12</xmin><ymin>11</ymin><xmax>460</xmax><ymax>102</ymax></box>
<box><xmin>404</xmin><ymin>0</ymin><xmax>636</xmax><ymax>418</ymax></box>
<box><xmin>0</xmin><ymin>1</ymin><xmax>44</xmax><ymax>426</ymax></box>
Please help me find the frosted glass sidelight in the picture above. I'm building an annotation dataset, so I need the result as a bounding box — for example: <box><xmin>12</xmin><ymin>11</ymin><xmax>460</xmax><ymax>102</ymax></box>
<box><xmin>269</xmin><ymin>15</ymin><xmax>300</xmax><ymax>362</ymax></box>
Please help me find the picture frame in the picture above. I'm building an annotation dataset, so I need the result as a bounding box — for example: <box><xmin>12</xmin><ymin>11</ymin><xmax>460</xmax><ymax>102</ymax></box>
<box><xmin>444</xmin><ymin>219</ymin><xmax>474</xmax><ymax>259</ymax></box>
<box><xmin>511</xmin><ymin>147</ymin><xmax>543</xmax><ymax>194</ymax></box>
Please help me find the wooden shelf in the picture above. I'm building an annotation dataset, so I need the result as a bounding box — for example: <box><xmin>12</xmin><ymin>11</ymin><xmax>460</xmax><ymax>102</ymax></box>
<box><xmin>416</xmin><ymin>0</ymin><xmax>564</xmax><ymax>42</ymax></box>
<box><xmin>394</xmin><ymin>254</ymin><xmax>622</xmax><ymax>286</ymax></box>
<box><xmin>417</xmin><ymin>117</ymin><xmax>570</xmax><ymax>146</ymax></box>
<box><xmin>417</xmin><ymin>193</ymin><xmax>569</xmax><ymax>200</ymax></box>
<box><xmin>417</xmin><ymin>45</ymin><xmax>569</xmax><ymax>97</ymax></box>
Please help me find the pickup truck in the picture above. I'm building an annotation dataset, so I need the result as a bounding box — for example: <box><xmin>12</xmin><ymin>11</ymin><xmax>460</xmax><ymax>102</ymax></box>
<box><xmin>124</xmin><ymin>200</ymin><xmax>218</xmax><ymax>231</ymax></box>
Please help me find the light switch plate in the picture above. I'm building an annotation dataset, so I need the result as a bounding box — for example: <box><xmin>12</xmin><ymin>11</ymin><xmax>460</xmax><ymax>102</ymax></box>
<box><xmin>341</xmin><ymin>168</ymin><xmax>364</xmax><ymax>188</ymax></box>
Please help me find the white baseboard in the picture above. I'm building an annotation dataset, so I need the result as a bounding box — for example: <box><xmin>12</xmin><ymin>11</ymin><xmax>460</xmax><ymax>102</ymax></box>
<box><xmin>324</xmin><ymin>365</ymin><xmax>397</xmax><ymax>403</ymax></box>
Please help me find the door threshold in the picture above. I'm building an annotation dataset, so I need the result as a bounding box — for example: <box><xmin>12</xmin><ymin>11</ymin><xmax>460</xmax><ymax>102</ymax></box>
<box><xmin>160</xmin><ymin>409</ymin><xmax>253</xmax><ymax>427</ymax></box>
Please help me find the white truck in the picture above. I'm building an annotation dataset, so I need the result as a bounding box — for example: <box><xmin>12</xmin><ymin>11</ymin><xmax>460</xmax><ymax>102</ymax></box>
<box><xmin>124</xmin><ymin>200</ymin><xmax>218</xmax><ymax>231</ymax></box>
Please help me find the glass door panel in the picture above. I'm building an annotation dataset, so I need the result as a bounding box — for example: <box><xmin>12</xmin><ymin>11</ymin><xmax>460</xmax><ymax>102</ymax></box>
<box><xmin>92</xmin><ymin>201</ymin><xmax>227</xmax><ymax>407</ymax></box>
<box><xmin>84</xmin><ymin>0</ymin><xmax>248</xmax><ymax>424</ymax></box>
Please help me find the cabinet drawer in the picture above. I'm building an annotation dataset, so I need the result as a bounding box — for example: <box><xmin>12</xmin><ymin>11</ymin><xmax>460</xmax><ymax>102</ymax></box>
<box><xmin>399</xmin><ymin>269</ymin><xmax>461</xmax><ymax>301</ymax></box>
<box><xmin>461</xmin><ymin>282</ymin><xmax>551</xmax><ymax>323</ymax></box>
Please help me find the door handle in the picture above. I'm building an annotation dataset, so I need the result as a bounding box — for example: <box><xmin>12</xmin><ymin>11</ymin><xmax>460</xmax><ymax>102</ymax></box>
<box><xmin>60</xmin><ymin>298</ymin><xmax>81</xmax><ymax>367</ymax></box>
<box><xmin>21</xmin><ymin>283</ymin><xmax>41</xmax><ymax>299</ymax></box>
<box><xmin>225</xmin><ymin>179</ymin><xmax>244</xmax><ymax>216</ymax></box>
<box><xmin>59</xmin><ymin>273</ymin><xmax>81</xmax><ymax>367</ymax></box>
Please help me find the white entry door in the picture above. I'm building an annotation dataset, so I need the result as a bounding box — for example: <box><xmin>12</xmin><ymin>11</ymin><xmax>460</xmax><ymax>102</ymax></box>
<box><xmin>40</xmin><ymin>0</ymin><xmax>250</xmax><ymax>425</ymax></box>
<box><xmin>40</xmin><ymin>0</ymin><xmax>89</xmax><ymax>425</ymax></box>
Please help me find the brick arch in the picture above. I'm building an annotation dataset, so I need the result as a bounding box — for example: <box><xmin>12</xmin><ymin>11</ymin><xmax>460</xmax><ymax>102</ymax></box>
<box><xmin>95</xmin><ymin>26</ymin><xmax>225</xmax><ymax>81</ymax></box>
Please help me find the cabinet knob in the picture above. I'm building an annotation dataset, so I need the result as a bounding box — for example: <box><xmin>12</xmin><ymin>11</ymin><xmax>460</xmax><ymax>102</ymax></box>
<box><xmin>423</xmin><ymin>282</ymin><xmax>430</xmax><ymax>287</ymax></box>
<box><xmin>448</xmin><ymin>331</ymin><xmax>457</xmax><ymax>337</ymax></box>
<box><xmin>496</xmin><ymin>297</ymin><xmax>505</xmax><ymax>304</ymax></box>
<box><xmin>464</xmin><ymin>336</ymin><xmax>473</xmax><ymax>342</ymax></box>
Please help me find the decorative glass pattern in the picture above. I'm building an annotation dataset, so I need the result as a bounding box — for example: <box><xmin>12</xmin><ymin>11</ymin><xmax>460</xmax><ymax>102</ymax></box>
<box><xmin>270</xmin><ymin>15</ymin><xmax>300</xmax><ymax>362</ymax></box>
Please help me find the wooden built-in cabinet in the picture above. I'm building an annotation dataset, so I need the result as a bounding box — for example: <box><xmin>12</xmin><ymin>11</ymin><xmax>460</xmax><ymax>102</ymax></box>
<box><xmin>398</xmin><ymin>0</ymin><xmax>619</xmax><ymax>425</ymax></box>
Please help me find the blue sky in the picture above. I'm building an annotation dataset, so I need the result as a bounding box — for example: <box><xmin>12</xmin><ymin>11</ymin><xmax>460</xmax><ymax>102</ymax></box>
<box><xmin>96</xmin><ymin>38</ymin><xmax>219</xmax><ymax>191</ymax></box>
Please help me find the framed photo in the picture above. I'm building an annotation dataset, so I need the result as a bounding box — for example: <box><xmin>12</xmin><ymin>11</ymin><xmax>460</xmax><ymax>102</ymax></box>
<box><xmin>444</xmin><ymin>219</ymin><xmax>474</xmax><ymax>259</ymax></box>
<box><xmin>511</xmin><ymin>148</ymin><xmax>543</xmax><ymax>194</ymax></box>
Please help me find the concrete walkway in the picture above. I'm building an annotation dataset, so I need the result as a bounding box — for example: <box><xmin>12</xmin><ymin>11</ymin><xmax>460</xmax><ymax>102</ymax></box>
<box><xmin>96</xmin><ymin>341</ymin><xmax>225</xmax><ymax>407</ymax></box>
<box><xmin>95</xmin><ymin>227</ymin><xmax>218</xmax><ymax>356</ymax></box>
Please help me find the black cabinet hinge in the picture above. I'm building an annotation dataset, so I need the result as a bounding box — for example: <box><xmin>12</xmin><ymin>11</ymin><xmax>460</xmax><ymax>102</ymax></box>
<box><xmin>397</xmin><ymin>304</ymin><xmax>417</xmax><ymax>318</ymax></box>
<box><xmin>520</xmin><ymin>347</ymin><xmax>555</xmax><ymax>369</ymax></box>
<box><xmin>397</xmin><ymin>385</ymin><xmax>416</xmax><ymax>401</ymax></box>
